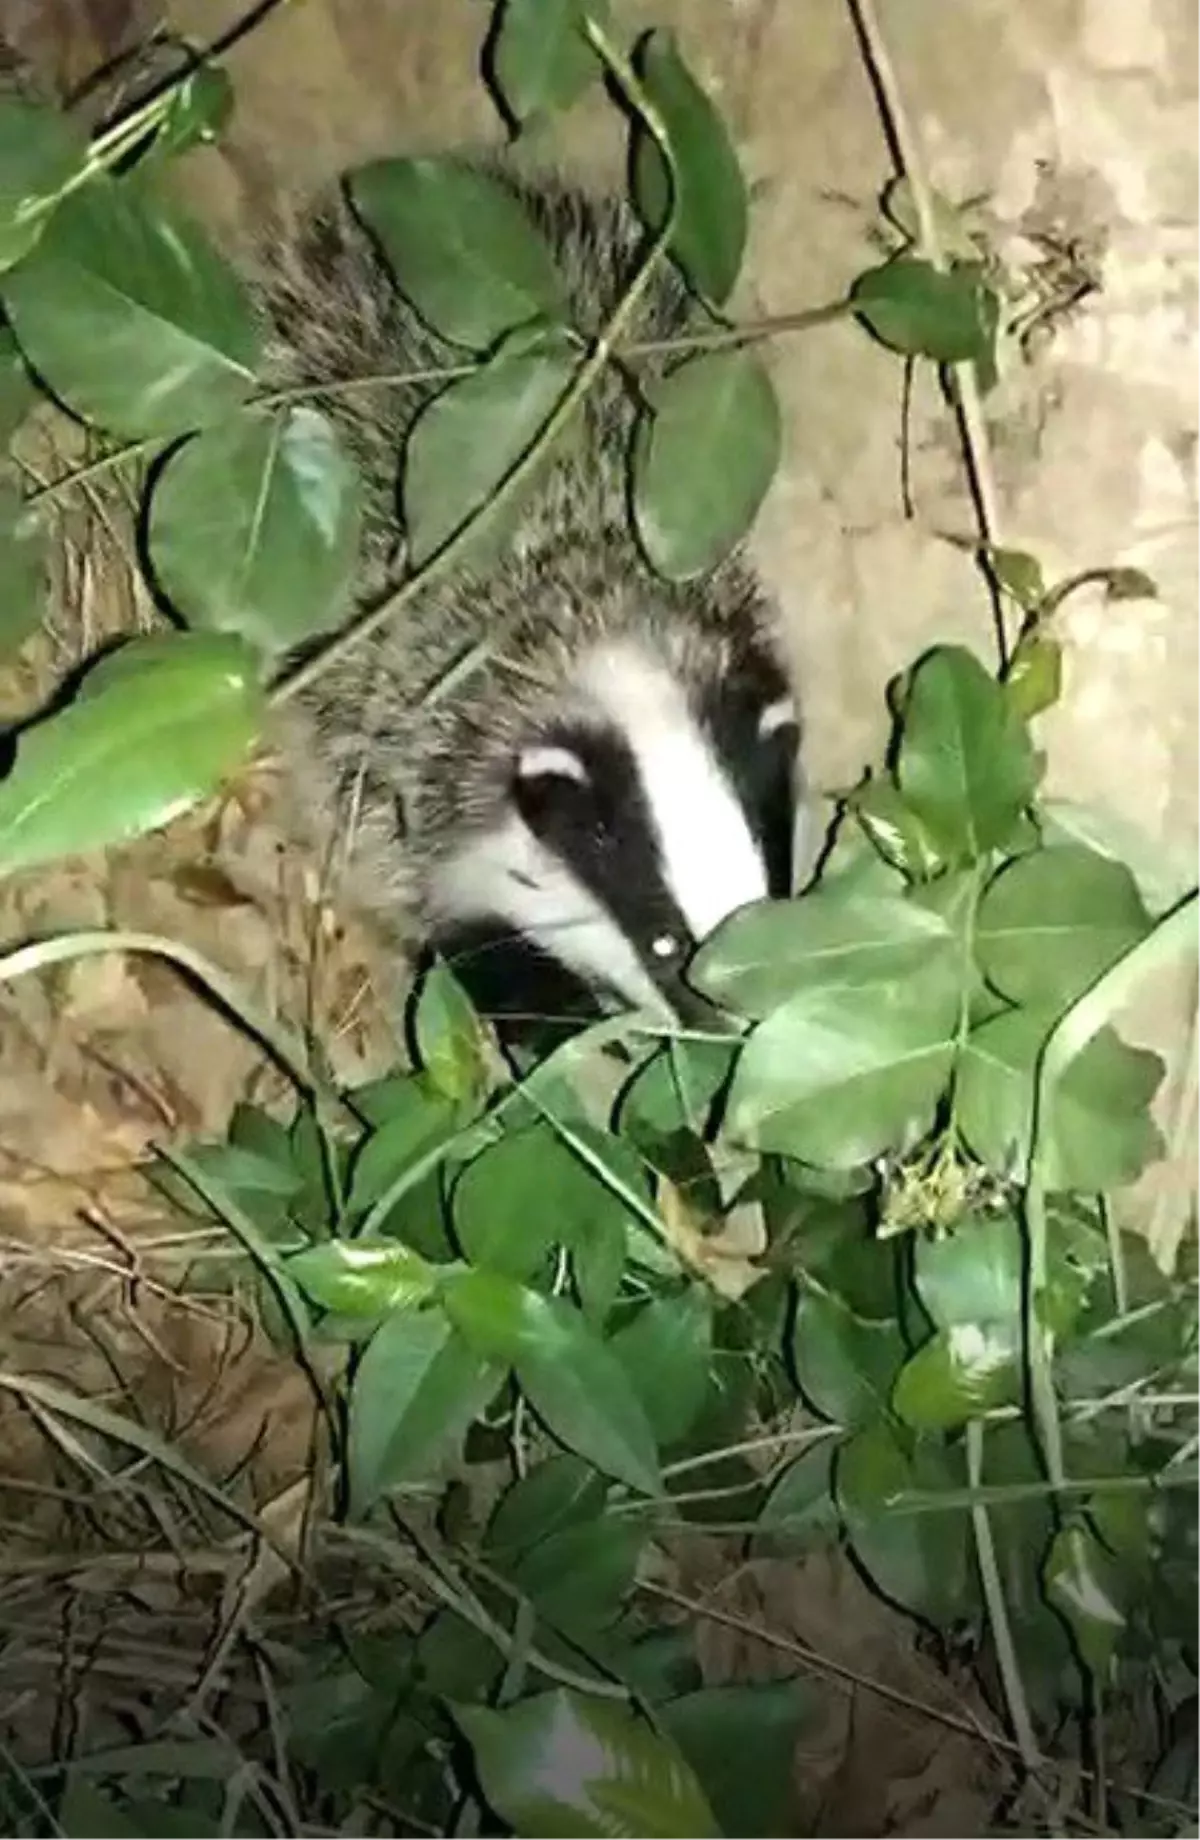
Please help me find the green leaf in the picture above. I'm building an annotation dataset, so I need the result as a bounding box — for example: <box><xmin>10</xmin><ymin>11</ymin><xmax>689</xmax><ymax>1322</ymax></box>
<box><xmin>148</xmin><ymin>406</ymin><xmax>360</xmax><ymax>654</ymax></box>
<box><xmin>349</xmin><ymin>157</ymin><xmax>568</xmax><ymax>348</ymax></box>
<box><xmin>571</xmin><ymin>1206</ymin><xmax>628</xmax><ymax>1323</ymax></box>
<box><xmin>837</xmin><ymin>1423</ymin><xmax>973</xmax><ymax>1625</ymax></box>
<box><xmin>791</xmin><ymin>1289</ymin><xmax>906</xmax><ymax>1425</ymax></box>
<box><xmin>617</xmin><ymin>1037</ymin><xmax>737</xmax><ymax>1140</ymax></box>
<box><xmin>455</xmin><ymin>1690</ymin><xmax>719</xmax><ymax>1838</ymax></box>
<box><xmin>452</xmin><ymin>1119</ymin><xmax>633</xmax><ymax>1281</ymax></box>
<box><xmin>0</xmin><ymin>97</ymin><xmax>86</xmax><ymax>271</ymax></box>
<box><xmin>1039</xmin><ymin>797</ymin><xmax>1197</xmax><ymax>917</ymax></box>
<box><xmin>661</xmin><ymin>1679</ymin><xmax>814</xmax><ymax>1839</ymax></box>
<box><xmin>147</xmin><ymin>65</ymin><xmax>234</xmax><ymax>161</ymax></box>
<box><xmin>631</xmin><ymin>348</ymin><xmax>780</xmax><ymax>581</ymax></box>
<box><xmin>0</xmin><ymin>633</ymin><xmax>262</xmax><ymax>876</ymax></box>
<box><xmin>412</xmin><ymin>958</ymin><xmax>491</xmax><ymax>1102</ymax></box>
<box><xmin>847</xmin><ymin>777</ymin><xmax>948</xmax><ymax>879</ymax></box>
<box><xmin>896</xmin><ymin>645</ymin><xmax>1037</xmax><ymax>862</ymax></box>
<box><xmin>2</xmin><ymin>177</ymin><xmax>260</xmax><ymax>436</ymax></box>
<box><xmin>1044</xmin><ymin>1520</ymin><xmax>1125</xmax><ymax>1677</ymax></box>
<box><xmin>0</xmin><ymin>479</ymin><xmax>46</xmax><ymax>656</ymax></box>
<box><xmin>442</xmin><ymin>1271</ymin><xmax>660</xmax><ymax>1493</ymax></box>
<box><xmin>976</xmin><ymin>843</ymin><xmax>1152</xmax><ymax>1012</ymax></box>
<box><xmin>725</xmin><ymin>959</ymin><xmax>961</xmax><ymax>1166</ymax></box>
<box><xmin>0</xmin><ymin>321</ymin><xmax>36</xmax><ymax>444</ymax></box>
<box><xmin>610</xmin><ymin>1287</ymin><xmax>712</xmax><ymax>1447</ymax></box>
<box><xmin>402</xmin><ymin>333</ymin><xmax>575</xmax><ymax>564</ymax></box>
<box><xmin>505</xmin><ymin>1514</ymin><xmax>643</xmax><ymax>1639</ymax></box>
<box><xmin>956</xmin><ymin>1007</ymin><xmax>1164</xmax><ymax>1190</ymax></box>
<box><xmin>487</xmin><ymin>1454</ymin><xmax>607</xmax><ymax>1556</ymax></box>
<box><xmin>851</xmin><ymin>256</ymin><xmax>998</xmax><ymax>363</ymax></box>
<box><xmin>988</xmin><ymin>546</ymin><xmax>1046</xmax><ymax>613</ymax></box>
<box><xmin>755</xmin><ymin>1439</ymin><xmax>839</xmax><ymax>1548</ymax></box>
<box><xmin>491</xmin><ymin>0</ymin><xmax>607</xmax><ymax>123</ymax></box>
<box><xmin>287</xmin><ymin>1240</ymin><xmax>436</xmax><ymax>1317</ymax></box>
<box><xmin>915</xmin><ymin>1212</ymin><xmax>1023</xmax><ymax>1328</ymax></box>
<box><xmin>691</xmin><ymin>886</ymin><xmax>956</xmax><ymax>1019</ymax></box>
<box><xmin>1004</xmin><ymin>634</ymin><xmax>1062</xmax><ymax>719</ymax></box>
<box><xmin>348</xmin><ymin>1307</ymin><xmax>500</xmax><ymax>1511</ymax></box>
<box><xmin>347</xmin><ymin>1075</ymin><xmax>465</xmax><ymax>1214</ymax></box>
<box><xmin>892</xmin><ymin>1324</ymin><xmax>1020</xmax><ymax>1429</ymax></box>
<box><xmin>631</xmin><ymin>28</ymin><xmax>747</xmax><ymax>305</ymax></box>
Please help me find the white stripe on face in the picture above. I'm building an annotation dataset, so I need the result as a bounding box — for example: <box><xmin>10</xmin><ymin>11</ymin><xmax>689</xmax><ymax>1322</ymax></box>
<box><xmin>425</xmin><ymin>815</ymin><xmax>674</xmax><ymax>1020</ymax></box>
<box><xmin>575</xmin><ymin>641</ymin><xmax>770</xmax><ymax>941</ymax></box>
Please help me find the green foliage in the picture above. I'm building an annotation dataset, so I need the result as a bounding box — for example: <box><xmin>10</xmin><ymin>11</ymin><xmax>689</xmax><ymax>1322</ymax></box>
<box><xmin>0</xmin><ymin>7</ymin><xmax>1194</xmax><ymax>1837</ymax></box>
<box><xmin>0</xmin><ymin>635</ymin><xmax>263</xmax><ymax>874</ymax></box>
<box><xmin>630</xmin><ymin>28</ymin><xmax>748</xmax><ymax>305</ymax></box>
<box><xmin>455</xmin><ymin>1690</ymin><xmax>719</xmax><ymax>1837</ymax></box>
<box><xmin>632</xmin><ymin>348</ymin><xmax>780</xmax><ymax>580</ymax></box>
<box><xmin>348</xmin><ymin>157</ymin><xmax>569</xmax><ymax>349</ymax></box>
<box><xmin>851</xmin><ymin>255</ymin><xmax>999</xmax><ymax>363</ymax></box>
<box><xmin>148</xmin><ymin>406</ymin><xmax>361</xmax><ymax>653</ymax></box>
<box><xmin>490</xmin><ymin>0</ymin><xmax>609</xmax><ymax>125</ymax></box>
<box><xmin>1</xmin><ymin>176</ymin><xmax>260</xmax><ymax>436</ymax></box>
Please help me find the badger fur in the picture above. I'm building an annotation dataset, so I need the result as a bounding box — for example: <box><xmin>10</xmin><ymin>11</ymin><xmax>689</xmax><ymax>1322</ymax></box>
<box><xmin>260</xmin><ymin>167</ymin><xmax>802</xmax><ymax>1044</ymax></box>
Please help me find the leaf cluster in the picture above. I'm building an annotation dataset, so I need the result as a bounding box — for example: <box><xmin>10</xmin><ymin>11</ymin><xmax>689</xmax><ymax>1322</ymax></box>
<box><xmin>0</xmin><ymin>4</ymin><xmax>1194</xmax><ymax>1837</ymax></box>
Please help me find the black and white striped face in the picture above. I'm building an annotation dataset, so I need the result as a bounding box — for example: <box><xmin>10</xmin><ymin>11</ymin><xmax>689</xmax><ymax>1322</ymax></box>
<box><xmin>428</xmin><ymin>638</ymin><xmax>800</xmax><ymax>1041</ymax></box>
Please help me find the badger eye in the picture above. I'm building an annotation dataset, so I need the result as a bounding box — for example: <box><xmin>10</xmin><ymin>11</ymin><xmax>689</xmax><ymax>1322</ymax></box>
<box><xmin>651</xmin><ymin>932</ymin><xmax>681</xmax><ymax>960</ymax></box>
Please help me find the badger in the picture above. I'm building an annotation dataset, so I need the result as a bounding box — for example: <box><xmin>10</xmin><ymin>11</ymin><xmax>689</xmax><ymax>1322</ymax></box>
<box><xmin>260</xmin><ymin>167</ymin><xmax>803</xmax><ymax>1047</ymax></box>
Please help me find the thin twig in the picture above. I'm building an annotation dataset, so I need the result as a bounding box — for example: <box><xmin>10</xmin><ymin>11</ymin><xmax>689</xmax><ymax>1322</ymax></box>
<box><xmin>967</xmin><ymin>1420</ymin><xmax>1040</xmax><ymax>1775</ymax></box>
<box><xmin>846</xmin><ymin>0</ymin><xmax>1011</xmax><ymax>665</ymax></box>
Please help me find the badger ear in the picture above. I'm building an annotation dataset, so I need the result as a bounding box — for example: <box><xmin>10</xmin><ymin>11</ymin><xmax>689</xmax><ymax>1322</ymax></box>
<box><xmin>757</xmin><ymin>694</ymin><xmax>797</xmax><ymax>740</ymax></box>
<box><xmin>515</xmin><ymin>744</ymin><xmax>590</xmax><ymax>787</ymax></box>
<box><xmin>512</xmin><ymin>743</ymin><xmax>593</xmax><ymax>836</ymax></box>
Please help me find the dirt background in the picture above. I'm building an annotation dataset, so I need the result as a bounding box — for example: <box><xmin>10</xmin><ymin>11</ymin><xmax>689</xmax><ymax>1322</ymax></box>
<box><xmin>0</xmin><ymin>0</ymin><xmax>1195</xmax><ymax>1830</ymax></box>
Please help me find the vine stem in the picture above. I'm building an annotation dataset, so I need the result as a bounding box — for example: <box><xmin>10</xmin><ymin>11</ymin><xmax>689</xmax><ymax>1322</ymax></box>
<box><xmin>270</xmin><ymin>18</ymin><xmax>680</xmax><ymax>711</ymax></box>
<box><xmin>966</xmin><ymin>1419</ymin><xmax>1039</xmax><ymax>1774</ymax></box>
<box><xmin>845</xmin><ymin>0</ymin><xmax>1011</xmax><ymax>667</ymax></box>
<box><xmin>25</xmin><ymin>302</ymin><xmax>848</xmax><ymax>515</ymax></box>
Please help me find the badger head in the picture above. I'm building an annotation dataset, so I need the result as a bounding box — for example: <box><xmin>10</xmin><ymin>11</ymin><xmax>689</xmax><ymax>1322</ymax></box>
<box><xmin>426</xmin><ymin>632</ymin><xmax>802</xmax><ymax>1048</ymax></box>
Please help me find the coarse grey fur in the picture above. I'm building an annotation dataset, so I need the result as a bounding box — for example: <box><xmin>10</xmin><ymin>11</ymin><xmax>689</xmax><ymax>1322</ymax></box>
<box><xmin>258</xmin><ymin>162</ymin><xmax>796</xmax><ymax>1004</ymax></box>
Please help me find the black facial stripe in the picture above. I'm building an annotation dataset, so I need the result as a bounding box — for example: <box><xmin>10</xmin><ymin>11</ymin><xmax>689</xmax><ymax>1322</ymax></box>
<box><xmin>510</xmin><ymin>721</ymin><xmax>697</xmax><ymax>967</ymax></box>
<box><xmin>698</xmin><ymin>644</ymin><xmax>799</xmax><ymax>899</ymax></box>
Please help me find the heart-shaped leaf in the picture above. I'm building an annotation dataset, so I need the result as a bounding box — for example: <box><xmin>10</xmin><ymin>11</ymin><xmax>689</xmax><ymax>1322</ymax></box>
<box><xmin>148</xmin><ymin>406</ymin><xmax>360</xmax><ymax>654</ymax></box>
<box><xmin>610</xmin><ymin>1286</ymin><xmax>712</xmax><ymax>1447</ymax></box>
<box><xmin>837</xmin><ymin>1423</ymin><xmax>974</xmax><ymax>1626</ymax></box>
<box><xmin>852</xmin><ymin>256</ymin><xmax>998</xmax><ymax>364</ymax></box>
<box><xmin>631</xmin><ymin>347</ymin><xmax>780</xmax><ymax>580</ymax></box>
<box><xmin>896</xmin><ymin>645</ymin><xmax>1037</xmax><ymax>862</ymax></box>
